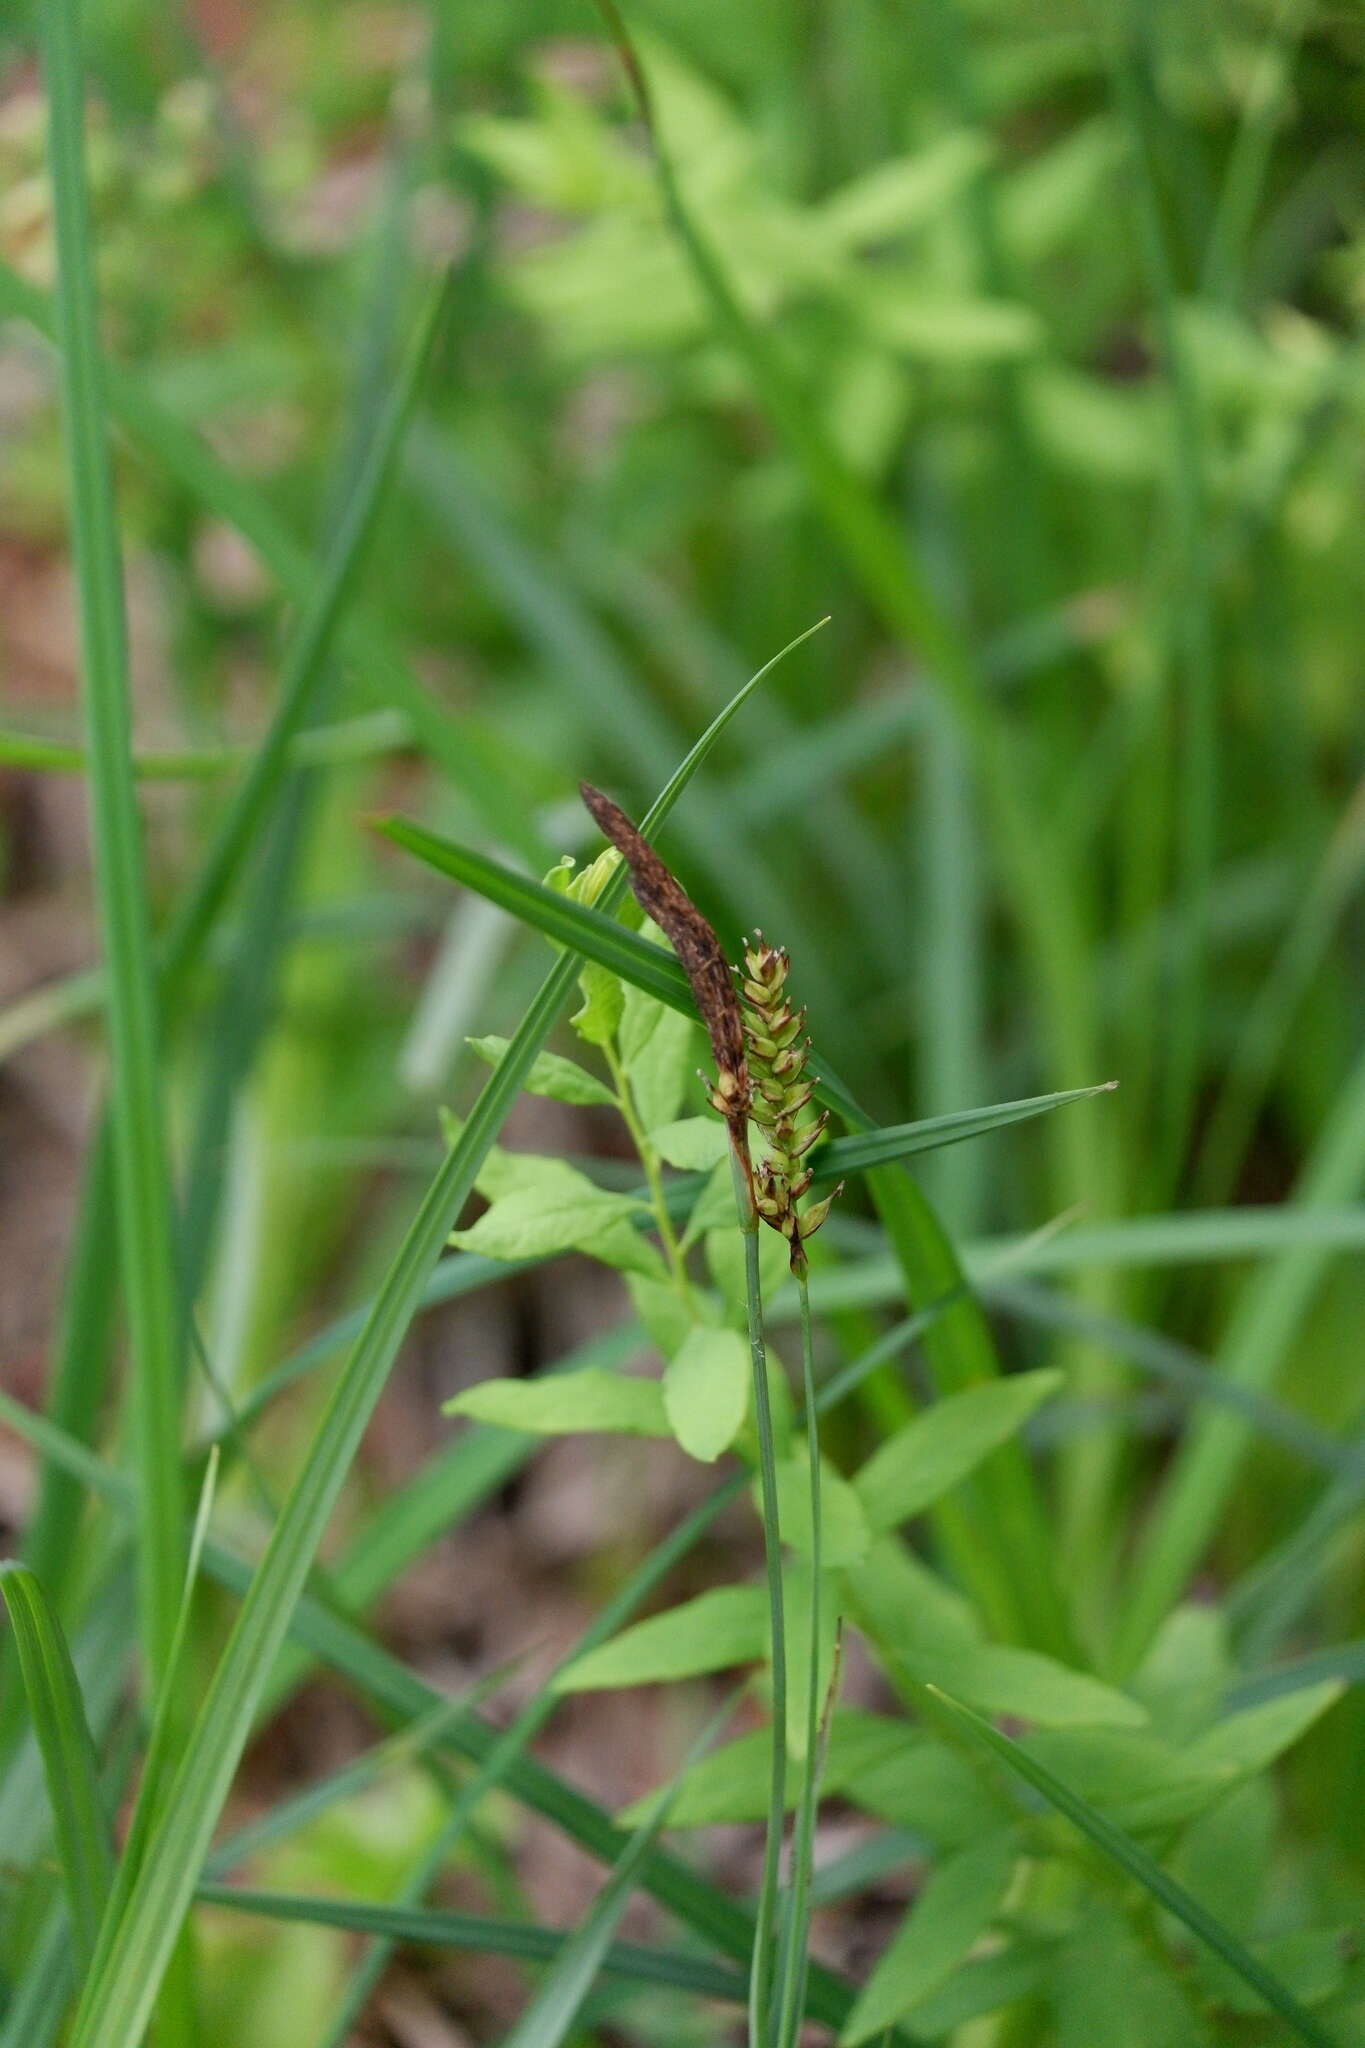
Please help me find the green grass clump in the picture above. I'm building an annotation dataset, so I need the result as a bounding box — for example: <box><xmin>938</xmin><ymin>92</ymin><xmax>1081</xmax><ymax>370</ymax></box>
<box><xmin>0</xmin><ymin>2</ymin><xmax>1361</xmax><ymax>2044</ymax></box>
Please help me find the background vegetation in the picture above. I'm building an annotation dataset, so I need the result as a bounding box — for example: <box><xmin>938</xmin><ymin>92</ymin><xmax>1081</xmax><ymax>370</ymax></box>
<box><xmin>0</xmin><ymin>0</ymin><xmax>1362</xmax><ymax>2042</ymax></box>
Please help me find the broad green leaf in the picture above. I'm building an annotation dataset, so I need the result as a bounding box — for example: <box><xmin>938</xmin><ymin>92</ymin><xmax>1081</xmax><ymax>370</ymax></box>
<box><xmin>618</xmin><ymin>1709</ymin><xmax>996</xmax><ymax>1843</ymax></box>
<box><xmin>626</xmin><ymin>1272</ymin><xmax>709</xmax><ymax>1359</ymax></box>
<box><xmin>0</xmin><ymin>1565</ymin><xmax>113</xmax><ymax>1971</ymax></box>
<box><xmin>848</xmin><ymin>283</ymin><xmax>1043</xmax><ymax>362</ymax></box>
<box><xmin>853</xmin><ymin>1370</ymin><xmax>1062</xmax><ymax>1532</ymax></box>
<box><xmin>903</xmin><ymin>1642</ymin><xmax>1146</xmax><ymax>1731</ymax></box>
<box><xmin>466</xmin><ymin>1036</ymin><xmax>615</xmax><ymax>1108</ymax></box>
<box><xmin>618</xmin><ymin>1727</ymin><xmax>774</xmax><ymax>1829</ymax></box>
<box><xmin>1054</xmin><ymin>1908</ymin><xmax>1212</xmax><ymax>2047</ymax></box>
<box><xmin>840</xmin><ymin>1833</ymin><xmax>1017</xmax><ymax>2044</ymax></box>
<box><xmin>847</xmin><ymin>1552</ymin><xmax>1142</xmax><ymax>1727</ymax></box>
<box><xmin>925</xmin><ymin>1687</ymin><xmax>1338</xmax><ymax>2047</ymax></box>
<box><xmin>1022</xmin><ymin>1727</ymin><xmax>1226</xmax><ymax>1834</ymax></box>
<box><xmin>827</xmin><ymin>1712</ymin><xmax>997</xmax><ymax>1844</ymax></box>
<box><xmin>843</xmin><ymin>1539</ymin><xmax>982</xmax><ymax>1659</ymax></box>
<box><xmin>651</xmin><ymin>1117</ymin><xmax>729</xmax><ymax>1171</ymax></box>
<box><xmin>554</xmin><ymin>1587</ymin><xmax>768</xmax><ymax>1692</ymax></box>
<box><xmin>460</xmin><ymin>1136</ymin><xmax>599</xmax><ymax>1207</ymax></box>
<box><xmin>1171</xmin><ymin>1779</ymin><xmax>1276</xmax><ymax>1989</ymax></box>
<box><xmin>1180</xmin><ymin>1681</ymin><xmax>1343</xmax><ymax>1783</ymax></box>
<box><xmin>1131</xmin><ymin>1603</ymin><xmax>1232</xmax><ymax>1744</ymax></box>
<box><xmin>766</xmin><ymin>1452</ymin><xmax>872</xmax><ymax>1567</ymax></box>
<box><xmin>444</xmin><ymin>1371</ymin><xmax>669</xmax><ymax>1438</ymax></box>
<box><xmin>663</xmin><ymin>1326</ymin><xmax>749</xmax><ymax>1462</ymax></box>
<box><xmin>906</xmin><ymin>1942</ymin><xmax>1055</xmax><ymax>2038</ymax></box>
<box><xmin>620</xmin><ymin>976</ymin><xmax>697</xmax><ymax>1132</ymax></box>
<box><xmin>817</xmin><ymin>131</ymin><xmax>994</xmax><ymax>249</ymax></box>
<box><xmin>572</xmin><ymin>962</ymin><xmax>625</xmax><ymax>1047</ymax></box>
<box><xmin>450</xmin><ymin>1170</ymin><xmax>661</xmax><ymax>1279</ymax></box>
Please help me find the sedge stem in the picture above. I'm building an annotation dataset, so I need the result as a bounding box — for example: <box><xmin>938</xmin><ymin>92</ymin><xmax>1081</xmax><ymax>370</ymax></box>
<box><xmin>776</xmin><ymin>1263</ymin><xmax>822</xmax><ymax>2048</ymax></box>
<box><xmin>734</xmin><ymin>1159</ymin><xmax>787</xmax><ymax>2048</ymax></box>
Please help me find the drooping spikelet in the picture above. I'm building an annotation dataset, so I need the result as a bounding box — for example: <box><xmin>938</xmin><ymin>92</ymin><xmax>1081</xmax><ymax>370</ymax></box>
<box><xmin>739</xmin><ymin>933</ymin><xmax>842</xmax><ymax>1271</ymax></box>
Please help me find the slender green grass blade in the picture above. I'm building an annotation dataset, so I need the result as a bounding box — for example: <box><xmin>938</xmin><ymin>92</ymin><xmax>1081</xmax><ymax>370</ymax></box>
<box><xmin>204</xmin><ymin>1693</ymin><xmax>481</xmax><ymax>1877</ymax></box>
<box><xmin>917</xmin><ymin>696</ymin><xmax>987</xmax><ymax>1235</ymax></box>
<box><xmin>0</xmin><ymin>256</ymin><xmax>544</xmax><ymax>864</ymax></box>
<box><xmin>193</xmin><ymin>1885</ymin><xmax>749</xmax><ymax>2003</ymax></box>
<box><xmin>158</xmin><ymin>269</ymin><xmax>455</xmax><ymax>999</ymax></box>
<box><xmin>376</xmin><ymin>815</ymin><xmax>694</xmax><ymax>1003</ymax></box>
<box><xmin>85</xmin><ymin>1454</ymin><xmax>219</xmax><ymax>2000</ymax></box>
<box><xmin>0</xmin><ymin>1565</ymin><xmax>113</xmax><ymax>1971</ymax></box>
<box><xmin>1193</xmin><ymin>779</ymin><xmax>1365</xmax><ymax>1207</ymax></box>
<box><xmin>774</xmin><ymin>1277</ymin><xmax>835</xmax><ymax>2048</ymax></box>
<box><xmin>40</xmin><ymin>0</ymin><xmax>184</xmax><ymax>1691</ymax></box>
<box><xmin>924</xmin><ymin>1685</ymin><xmax>1336</xmax><ymax>2048</ymax></box>
<box><xmin>1116</xmin><ymin>1041</ymin><xmax>1365</xmax><ymax>1669</ymax></box>
<box><xmin>0</xmin><ymin>1127</ymin><xmax>118</xmax><ymax>1771</ymax></box>
<box><xmin>990</xmin><ymin>1281</ymin><xmax>1351</xmax><ymax>1474</ymax></box>
<box><xmin>1228</xmin><ymin>1425</ymin><xmax>1365</xmax><ymax>1659</ymax></box>
<box><xmin>0</xmin><ymin>710</ymin><xmax>409</xmax><ymax>781</ymax></box>
<box><xmin>1224</xmin><ymin>1641</ymin><xmax>1365</xmax><ymax>1713</ymax></box>
<box><xmin>0</xmin><ymin>1896</ymin><xmax>72</xmax><ymax>2048</ymax></box>
<box><xmin>498</xmin><ymin>1695</ymin><xmax>738</xmax><ymax>2048</ymax></box>
<box><xmin>819</xmin><ymin>1088</ymin><xmax>1117</xmax><ymax>1180</ymax></box>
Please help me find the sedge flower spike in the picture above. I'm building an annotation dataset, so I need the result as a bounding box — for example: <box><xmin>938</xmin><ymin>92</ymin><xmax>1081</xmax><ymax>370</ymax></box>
<box><xmin>739</xmin><ymin>932</ymin><xmax>843</xmax><ymax>1272</ymax></box>
<box><xmin>579</xmin><ymin>784</ymin><xmax>755</xmax><ymax>1211</ymax></box>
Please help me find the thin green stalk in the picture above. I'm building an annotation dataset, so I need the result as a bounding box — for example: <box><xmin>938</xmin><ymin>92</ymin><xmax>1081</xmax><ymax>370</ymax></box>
<box><xmin>737</xmin><ymin>1189</ymin><xmax>787</xmax><ymax>2048</ymax></box>
<box><xmin>40</xmin><ymin>0</ymin><xmax>184</xmax><ymax>1694</ymax></box>
<box><xmin>774</xmin><ymin>1270</ymin><xmax>824</xmax><ymax>2048</ymax></box>
<box><xmin>605</xmin><ymin>1041</ymin><xmax>694</xmax><ymax>1300</ymax></box>
<box><xmin>0</xmin><ymin>710</ymin><xmax>410</xmax><ymax>781</ymax></box>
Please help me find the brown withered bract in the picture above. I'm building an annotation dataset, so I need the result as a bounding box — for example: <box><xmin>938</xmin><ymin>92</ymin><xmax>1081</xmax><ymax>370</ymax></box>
<box><xmin>579</xmin><ymin>784</ymin><xmax>751</xmax><ymax>1134</ymax></box>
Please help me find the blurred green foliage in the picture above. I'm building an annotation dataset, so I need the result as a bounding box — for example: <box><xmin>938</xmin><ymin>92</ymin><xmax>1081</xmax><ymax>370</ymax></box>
<box><xmin>1</xmin><ymin>0</ymin><xmax>1363</xmax><ymax>2041</ymax></box>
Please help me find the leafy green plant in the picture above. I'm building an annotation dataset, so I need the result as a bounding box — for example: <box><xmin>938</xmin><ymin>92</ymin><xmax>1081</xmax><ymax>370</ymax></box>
<box><xmin>404</xmin><ymin>801</ymin><xmax>1349</xmax><ymax>2046</ymax></box>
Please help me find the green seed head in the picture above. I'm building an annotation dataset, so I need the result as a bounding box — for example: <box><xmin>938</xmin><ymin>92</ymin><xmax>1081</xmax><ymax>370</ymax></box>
<box><xmin>736</xmin><ymin>929</ymin><xmax>842</xmax><ymax>1271</ymax></box>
